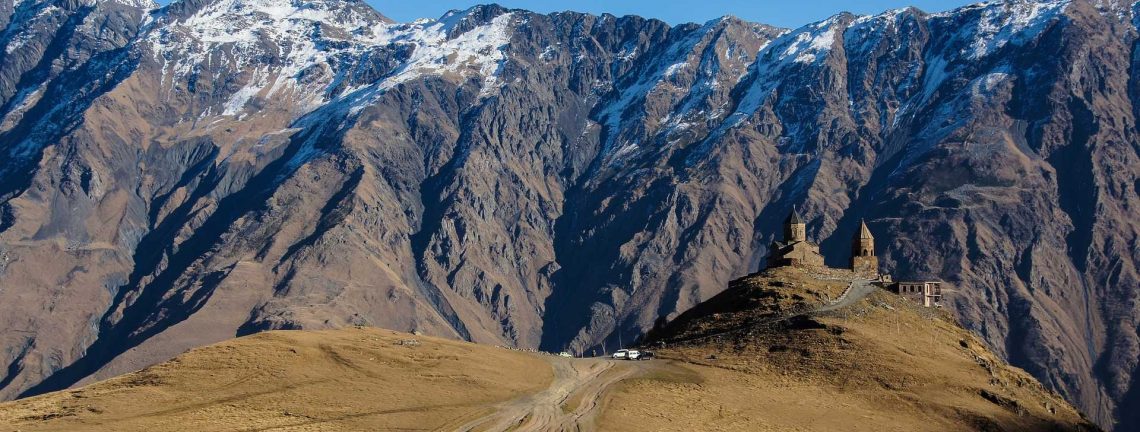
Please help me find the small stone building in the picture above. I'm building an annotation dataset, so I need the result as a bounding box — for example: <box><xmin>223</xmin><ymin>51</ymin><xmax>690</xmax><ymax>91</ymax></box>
<box><xmin>762</xmin><ymin>205</ymin><xmax>944</xmax><ymax>307</ymax></box>
<box><xmin>767</xmin><ymin>209</ymin><xmax>824</xmax><ymax>269</ymax></box>
<box><xmin>850</xmin><ymin>219</ymin><xmax>879</xmax><ymax>277</ymax></box>
<box><xmin>891</xmin><ymin>281</ymin><xmax>943</xmax><ymax>308</ymax></box>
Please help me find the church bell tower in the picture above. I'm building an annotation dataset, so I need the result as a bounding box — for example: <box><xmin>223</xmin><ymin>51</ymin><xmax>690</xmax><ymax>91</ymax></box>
<box><xmin>784</xmin><ymin>208</ymin><xmax>807</xmax><ymax>243</ymax></box>
<box><xmin>851</xmin><ymin>219</ymin><xmax>879</xmax><ymax>276</ymax></box>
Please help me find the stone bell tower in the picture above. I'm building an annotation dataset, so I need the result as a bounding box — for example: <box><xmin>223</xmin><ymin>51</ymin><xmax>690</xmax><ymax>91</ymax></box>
<box><xmin>851</xmin><ymin>219</ymin><xmax>879</xmax><ymax>276</ymax></box>
<box><xmin>784</xmin><ymin>207</ymin><xmax>807</xmax><ymax>243</ymax></box>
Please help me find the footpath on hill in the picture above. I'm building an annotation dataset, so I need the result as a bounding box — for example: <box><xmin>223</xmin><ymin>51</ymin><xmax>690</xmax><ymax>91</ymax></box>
<box><xmin>447</xmin><ymin>357</ymin><xmax>659</xmax><ymax>431</ymax></box>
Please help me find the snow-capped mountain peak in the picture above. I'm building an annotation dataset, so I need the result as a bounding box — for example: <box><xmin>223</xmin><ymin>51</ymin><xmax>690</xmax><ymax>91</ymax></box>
<box><xmin>113</xmin><ymin>0</ymin><xmax>159</xmax><ymax>9</ymax></box>
<box><xmin>12</xmin><ymin>0</ymin><xmax>157</xmax><ymax>8</ymax></box>
<box><xmin>930</xmin><ymin>0</ymin><xmax>1070</xmax><ymax>59</ymax></box>
<box><xmin>369</xmin><ymin>6</ymin><xmax>516</xmax><ymax>94</ymax></box>
<box><xmin>144</xmin><ymin>0</ymin><xmax>517</xmax><ymax>118</ymax></box>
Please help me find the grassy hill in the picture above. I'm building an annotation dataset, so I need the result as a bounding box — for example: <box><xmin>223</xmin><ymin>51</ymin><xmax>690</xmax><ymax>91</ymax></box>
<box><xmin>0</xmin><ymin>328</ymin><xmax>552</xmax><ymax>431</ymax></box>
<box><xmin>612</xmin><ymin>267</ymin><xmax>1100</xmax><ymax>431</ymax></box>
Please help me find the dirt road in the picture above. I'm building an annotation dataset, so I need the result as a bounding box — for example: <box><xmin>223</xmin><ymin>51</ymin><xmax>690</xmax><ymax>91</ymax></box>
<box><xmin>815</xmin><ymin>278</ymin><xmax>876</xmax><ymax>313</ymax></box>
<box><xmin>450</xmin><ymin>356</ymin><xmax>650</xmax><ymax>432</ymax></box>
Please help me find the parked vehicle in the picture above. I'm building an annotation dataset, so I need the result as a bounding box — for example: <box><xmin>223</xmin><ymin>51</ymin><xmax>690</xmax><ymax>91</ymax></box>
<box><xmin>612</xmin><ymin>349</ymin><xmax>629</xmax><ymax>359</ymax></box>
<box><xmin>558</xmin><ymin>351</ymin><xmax>573</xmax><ymax>358</ymax></box>
<box><xmin>636</xmin><ymin>350</ymin><xmax>654</xmax><ymax>360</ymax></box>
<box><xmin>627</xmin><ymin>350</ymin><xmax>642</xmax><ymax>360</ymax></box>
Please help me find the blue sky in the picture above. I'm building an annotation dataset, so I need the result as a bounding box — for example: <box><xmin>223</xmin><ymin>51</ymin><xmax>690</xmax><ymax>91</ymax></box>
<box><xmin>367</xmin><ymin>0</ymin><xmax>978</xmax><ymax>27</ymax></box>
<box><xmin>152</xmin><ymin>1</ymin><xmax>981</xmax><ymax>28</ymax></box>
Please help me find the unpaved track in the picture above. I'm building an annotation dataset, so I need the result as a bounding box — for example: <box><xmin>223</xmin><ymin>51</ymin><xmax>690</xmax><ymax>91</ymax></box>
<box><xmin>815</xmin><ymin>279</ymin><xmax>876</xmax><ymax>313</ymax></box>
<box><xmin>450</xmin><ymin>357</ymin><xmax>647</xmax><ymax>432</ymax></box>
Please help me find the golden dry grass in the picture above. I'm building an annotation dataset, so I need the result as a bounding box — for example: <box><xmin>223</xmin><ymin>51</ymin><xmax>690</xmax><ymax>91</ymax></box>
<box><xmin>0</xmin><ymin>328</ymin><xmax>552</xmax><ymax>431</ymax></box>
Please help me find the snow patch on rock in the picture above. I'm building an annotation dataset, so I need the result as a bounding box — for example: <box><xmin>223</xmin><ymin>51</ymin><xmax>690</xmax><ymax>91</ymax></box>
<box><xmin>371</xmin><ymin>9</ymin><xmax>516</xmax><ymax>94</ymax></box>
<box><xmin>946</xmin><ymin>0</ymin><xmax>1070</xmax><ymax>59</ymax></box>
<box><xmin>780</xmin><ymin>19</ymin><xmax>838</xmax><ymax>64</ymax></box>
<box><xmin>146</xmin><ymin>1</ymin><xmax>516</xmax><ymax>117</ymax></box>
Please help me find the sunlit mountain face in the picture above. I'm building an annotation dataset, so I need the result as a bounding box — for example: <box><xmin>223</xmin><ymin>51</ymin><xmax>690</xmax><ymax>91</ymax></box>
<box><xmin>0</xmin><ymin>0</ymin><xmax>1137</xmax><ymax>429</ymax></box>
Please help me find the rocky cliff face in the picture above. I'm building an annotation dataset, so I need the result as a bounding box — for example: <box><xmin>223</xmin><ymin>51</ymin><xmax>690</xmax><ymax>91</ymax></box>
<box><xmin>0</xmin><ymin>0</ymin><xmax>1136</xmax><ymax>429</ymax></box>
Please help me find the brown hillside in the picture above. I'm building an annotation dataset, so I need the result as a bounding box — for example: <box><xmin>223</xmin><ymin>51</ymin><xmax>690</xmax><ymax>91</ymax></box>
<box><xmin>0</xmin><ymin>328</ymin><xmax>553</xmax><ymax>431</ymax></box>
<box><xmin>614</xmin><ymin>267</ymin><xmax>1102</xmax><ymax>432</ymax></box>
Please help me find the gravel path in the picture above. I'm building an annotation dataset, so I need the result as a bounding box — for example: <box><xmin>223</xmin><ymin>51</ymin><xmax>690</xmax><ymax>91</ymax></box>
<box><xmin>453</xmin><ymin>357</ymin><xmax>644</xmax><ymax>432</ymax></box>
<box><xmin>815</xmin><ymin>278</ymin><xmax>877</xmax><ymax>313</ymax></box>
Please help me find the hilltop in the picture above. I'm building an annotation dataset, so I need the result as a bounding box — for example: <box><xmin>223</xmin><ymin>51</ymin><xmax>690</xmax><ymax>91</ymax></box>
<box><xmin>619</xmin><ymin>266</ymin><xmax>1101</xmax><ymax>431</ymax></box>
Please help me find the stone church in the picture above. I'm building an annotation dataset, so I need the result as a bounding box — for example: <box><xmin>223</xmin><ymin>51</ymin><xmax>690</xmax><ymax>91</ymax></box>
<box><xmin>766</xmin><ymin>208</ymin><xmax>825</xmax><ymax>269</ymax></box>
<box><xmin>766</xmin><ymin>208</ymin><xmax>879</xmax><ymax>277</ymax></box>
<box><xmin>765</xmin><ymin>208</ymin><xmax>944</xmax><ymax>307</ymax></box>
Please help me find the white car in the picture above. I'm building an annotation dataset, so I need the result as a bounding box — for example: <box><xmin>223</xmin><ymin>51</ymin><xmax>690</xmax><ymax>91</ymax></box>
<box><xmin>612</xmin><ymin>349</ymin><xmax>629</xmax><ymax>360</ymax></box>
<box><xmin>558</xmin><ymin>351</ymin><xmax>573</xmax><ymax>358</ymax></box>
<box><xmin>627</xmin><ymin>350</ymin><xmax>642</xmax><ymax>360</ymax></box>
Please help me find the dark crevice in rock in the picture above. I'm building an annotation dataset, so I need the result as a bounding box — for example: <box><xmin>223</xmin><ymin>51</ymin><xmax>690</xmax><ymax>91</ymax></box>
<box><xmin>540</xmin><ymin>187</ymin><xmax>598</xmax><ymax>352</ymax></box>
<box><xmin>964</xmin><ymin>212</ymin><xmax>984</xmax><ymax>264</ymax></box>
<box><xmin>1049</xmin><ymin>97</ymin><xmax>1099</xmax><ymax>273</ymax></box>
<box><xmin>541</xmin><ymin>176</ymin><xmax>675</xmax><ymax>352</ymax></box>
<box><xmin>1004</xmin><ymin>294</ymin><xmax>1052</xmax><ymax>393</ymax></box>
<box><xmin>408</xmin><ymin>104</ymin><xmax>486</xmax><ymax>342</ymax></box>
<box><xmin>1016</xmin><ymin>238</ymin><xmax>1036</xmax><ymax>289</ymax></box>
<box><xmin>147</xmin><ymin>143</ymin><xmax>221</xmax><ymax>227</ymax></box>
<box><xmin>0</xmin><ymin>202</ymin><xmax>14</xmax><ymax>234</ymax></box>
<box><xmin>275</xmin><ymin>166</ymin><xmax>364</xmax><ymax>268</ymax></box>
<box><xmin>0</xmin><ymin>338</ymin><xmax>31</xmax><ymax>393</ymax></box>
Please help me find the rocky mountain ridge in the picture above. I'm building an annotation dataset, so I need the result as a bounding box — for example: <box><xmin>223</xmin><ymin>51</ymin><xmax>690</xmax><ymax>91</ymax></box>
<box><xmin>0</xmin><ymin>0</ymin><xmax>1137</xmax><ymax>429</ymax></box>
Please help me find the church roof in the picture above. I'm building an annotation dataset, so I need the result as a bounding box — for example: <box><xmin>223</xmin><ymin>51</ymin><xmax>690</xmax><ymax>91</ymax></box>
<box><xmin>774</xmin><ymin>239</ymin><xmax>818</xmax><ymax>249</ymax></box>
<box><xmin>786</xmin><ymin>208</ymin><xmax>804</xmax><ymax>225</ymax></box>
<box><xmin>856</xmin><ymin>219</ymin><xmax>874</xmax><ymax>239</ymax></box>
